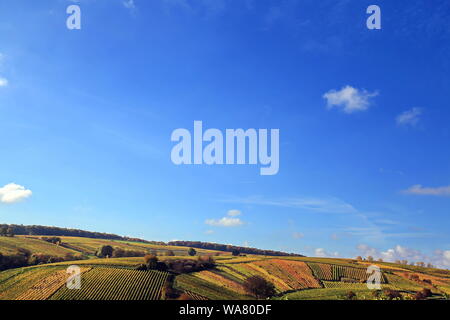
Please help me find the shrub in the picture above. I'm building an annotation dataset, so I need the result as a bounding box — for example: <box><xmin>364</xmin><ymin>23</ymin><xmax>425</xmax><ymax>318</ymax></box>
<box><xmin>243</xmin><ymin>276</ymin><xmax>276</xmax><ymax>299</ymax></box>
<box><xmin>345</xmin><ymin>291</ymin><xmax>357</xmax><ymax>300</ymax></box>
<box><xmin>384</xmin><ymin>289</ymin><xmax>403</xmax><ymax>300</ymax></box>
<box><xmin>188</xmin><ymin>248</ymin><xmax>197</xmax><ymax>256</ymax></box>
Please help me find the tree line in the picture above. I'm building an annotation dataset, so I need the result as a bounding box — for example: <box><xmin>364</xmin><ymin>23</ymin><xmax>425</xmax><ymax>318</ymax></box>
<box><xmin>168</xmin><ymin>241</ymin><xmax>303</xmax><ymax>257</ymax></box>
<box><xmin>0</xmin><ymin>224</ymin><xmax>164</xmax><ymax>245</ymax></box>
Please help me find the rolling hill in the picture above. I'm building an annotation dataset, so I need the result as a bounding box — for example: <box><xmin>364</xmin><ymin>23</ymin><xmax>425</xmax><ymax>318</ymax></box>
<box><xmin>1</xmin><ymin>231</ymin><xmax>450</xmax><ymax>300</ymax></box>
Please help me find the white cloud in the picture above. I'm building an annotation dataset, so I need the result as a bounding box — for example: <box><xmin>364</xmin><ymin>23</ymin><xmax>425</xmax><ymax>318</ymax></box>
<box><xmin>205</xmin><ymin>216</ymin><xmax>243</xmax><ymax>227</ymax></box>
<box><xmin>314</xmin><ymin>248</ymin><xmax>339</xmax><ymax>258</ymax></box>
<box><xmin>123</xmin><ymin>0</ymin><xmax>136</xmax><ymax>9</ymax></box>
<box><xmin>396</xmin><ymin>107</ymin><xmax>422</xmax><ymax>126</ymax></box>
<box><xmin>205</xmin><ymin>230</ymin><xmax>214</xmax><ymax>234</ymax></box>
<box><xmin>0</xmin><ymin>77</ymin><xmax>8</xmax><ymax>87</ymax></box>
<box><xmin>356</xmin><ymin>244</ymin><xmax>450</xmax><ymax>268</ymax></box>
<box><xmin>403</xmin><ymin>184</ymin><xmax>450</xmax><ymax>197</ymax></box>
<box><xmin>227</xmin><ymin>209</ymin><xmax>241</xmax><ymax>217</ymax></box>
<box><xmin>292</xmin><ymin>232</ymin><xmax>304</xmax><ymax>239</ymax></box>
<box><xmin>0</xmin><ymin>183</ymin><xmax>32</xmax><ymax>204</ymax></box>
<box><xmin>323</xmin><ymin>85</ymin><xmax>378</xmax><ymax>114</ymax></box>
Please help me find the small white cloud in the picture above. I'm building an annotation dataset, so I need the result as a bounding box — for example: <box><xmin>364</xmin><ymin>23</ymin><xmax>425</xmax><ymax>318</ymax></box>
<box><xmin>205</xmin><ymin>230</ymin><xmax>214</xmax><ymax>234</ymax></box>
<box><xmin>227</xmin><ymin>209</ymin><xmax>241</xmax><ymax>216</ymax></box>
<box><xmin>0</xmin><ymin>77</ymin><xmax>8</xmax><ymax>87</ymax></box>
<box><xmin>292</xmin><ymin>232</ymin><xmax>304</xmax><ymax>239</ymax></box>
<box><xmin>0</xmin><ymin>183</ymin><xmax>32</xmax><ymax>204</ymax></box>
<box><xmin>123</xmin><ymin>0</ymin><xmax>136</xmax><ymax>9</ymax></box>
<box><xmin>403</xmin><ymin>184</ymin><xmax>450</xmax><ymax>197</ymax></box>
<box><xmin>205</xmin><ymin>217</ymin><xmax>244</xmax><ymax>227</ymax></box>
<box><xmin>314</xmin><ymin>248</ymin><xmax>339</xmax><ymax>258</ymax></box>
<box><xmin>396</xmin><ymin>107</ymin><xmax>422</xmax><ymax>126</ymax></box>
<box><xmin>323</xmin><ymin>85</ymin><xmax>378</xmax><ymax>114</ymax></box>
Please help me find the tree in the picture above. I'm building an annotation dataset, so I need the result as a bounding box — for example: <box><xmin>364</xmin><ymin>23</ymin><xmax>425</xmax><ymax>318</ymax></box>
<box><xmin>97</xmin><ymin>245</ymin><xmax>113</xmax><ymax>258</ymax></box>
<box><xmin>144</xmin><ymin>254</ymin><xmax>158</xmax><ymax>270</ymax></box>
<box><xmin>232</xmin><ymin>249</ymin><xmax>240</xmax><ymax>256</ymax></box>
<box><xmin>356</xmin><ymin>256</ymin><xmax>363</xmax><ymax>261</ymax></box>
<box><xmin>243</xmin><ymin>276</ymin><xmax>275</xmax><ymax>299</ymax></box>
<box><xmin>367</xmin><ymin>256</ymin><xmax>374</xmax><ymax>262</ymax></box>
<box><xmin>6</xmin><ymin>227</ymin><xmax>14</xmax><ymax>237</ymax></box>
<box><xmin>0</xmin><ymin>226</ymin><xmax>7</xmax><ymax>237</ymax></box>
<box><xmin>188</xmin><ymin>248</ymin><xmax>197</xmax><ymax>256</ymax></box>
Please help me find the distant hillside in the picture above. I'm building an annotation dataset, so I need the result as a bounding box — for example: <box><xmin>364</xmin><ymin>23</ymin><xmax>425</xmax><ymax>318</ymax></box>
<box><xmin>0</xmin><ymin>224</ymin><xmax>302</xmax><ymax>257</ymax></box>
<box><xmin>0</xmin><ymin>224</ymin><xmax>164</xmax><ymax>245</ymax></box>
<box><xmin>168</xmin><ymin>241</ymin><xmax>304</xmax><ymax>257</ymax></box>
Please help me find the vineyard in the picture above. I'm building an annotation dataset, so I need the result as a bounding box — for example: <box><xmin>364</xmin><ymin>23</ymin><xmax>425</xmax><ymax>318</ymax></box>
<box><xmin>2</xmin><ymin>234</ymin><xmax>450</xmax><ymax>301</ymax></box>
<box><xmin>308</xmin><ymin>263</ymin><xmax>334</xmax><ymax>281</ymax></box>
<box><xmin>175</xmin><ymin>273</ymin><xmax>248</xmax><ymax>300</ymax></box>
<box><xmin>16</xmin><ymin>267</ymin><xmax>90</xmax><ymax>300</ymax></box>
<box><xmin>50</xmin><ymin>267</ymin><xmax>169</xmax><ymax>300</ymax></box>
<box><xmin>332</xmin><ymin>265</ymin><xmax>387</xmax><ymax>283</ymax></box>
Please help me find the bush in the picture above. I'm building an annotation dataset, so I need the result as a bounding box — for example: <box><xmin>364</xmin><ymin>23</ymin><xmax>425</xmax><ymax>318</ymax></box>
<box><xmin>243</xmin><ymin>276</ymin><xmax>275</xmax><ymax>299</ymax></box>
<box><xmin>188</xmin><ymin>248</ymin><xmax>197</xmax><ymax>256</ymax></box>
<box><xmin>345</xmin><ymin>291</ymin><xmax>357</xmax><ymax>300</ymax></box>
<box><xmin>384</xmin><ymin>289</ymin><xmax>403</xmax><ymax>300</ymax></box>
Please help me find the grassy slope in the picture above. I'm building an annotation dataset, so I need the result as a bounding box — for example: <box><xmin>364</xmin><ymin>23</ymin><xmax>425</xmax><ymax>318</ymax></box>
<box><xmin>0</xmin><ymin>237</ymin><xmax>79</xmax><ymax>256</ymax></box>
<box><xmin>13</xmin><ymin>236</ymin><xmax>224</xmax><ymax>257</ymax></box>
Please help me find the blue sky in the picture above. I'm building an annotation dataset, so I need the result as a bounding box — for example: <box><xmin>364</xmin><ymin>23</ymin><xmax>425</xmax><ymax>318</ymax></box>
<box><xmin>0</xmin><ymin>0</ymin><xmax>450</xmax><ymax>267</ymax></box>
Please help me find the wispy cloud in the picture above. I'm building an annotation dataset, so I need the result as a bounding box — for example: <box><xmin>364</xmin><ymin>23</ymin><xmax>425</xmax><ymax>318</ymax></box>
<box><xmin>0</xmin><ymin>183</ymin><xmax>32</xmax><ymax>204</ymax></box>
<box><xmin>323</xmin><ymin>85</ymin><xmax>378</xmax><ymax>114</ymax></box>
<box><xmin>123</xmin><ymin>0</ymin><xmax>136</xmax><ymax>9</ymax></box>
<box><xmin>221</xmin><ymin>195</ymin><xmax>357</xmax><ymax>214</ymax></box>
<box><xmin>292</xmin><ymin>232</ymin><xmax>304</xmax><ymax>239</ymax></box>
<box><xmin>396</xmin><ymin>107</ymin><xmax>422</xmax><ymax>126</ymax></box>
<box><xmin>227</xmin><ymin>209</ymin><xmax>241</xmax><ymax>217</ymax></box>
<box><xmin>403</xmin><ymin>184</ymin><xmax>450</xmax><ymax>197</ymax></box>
